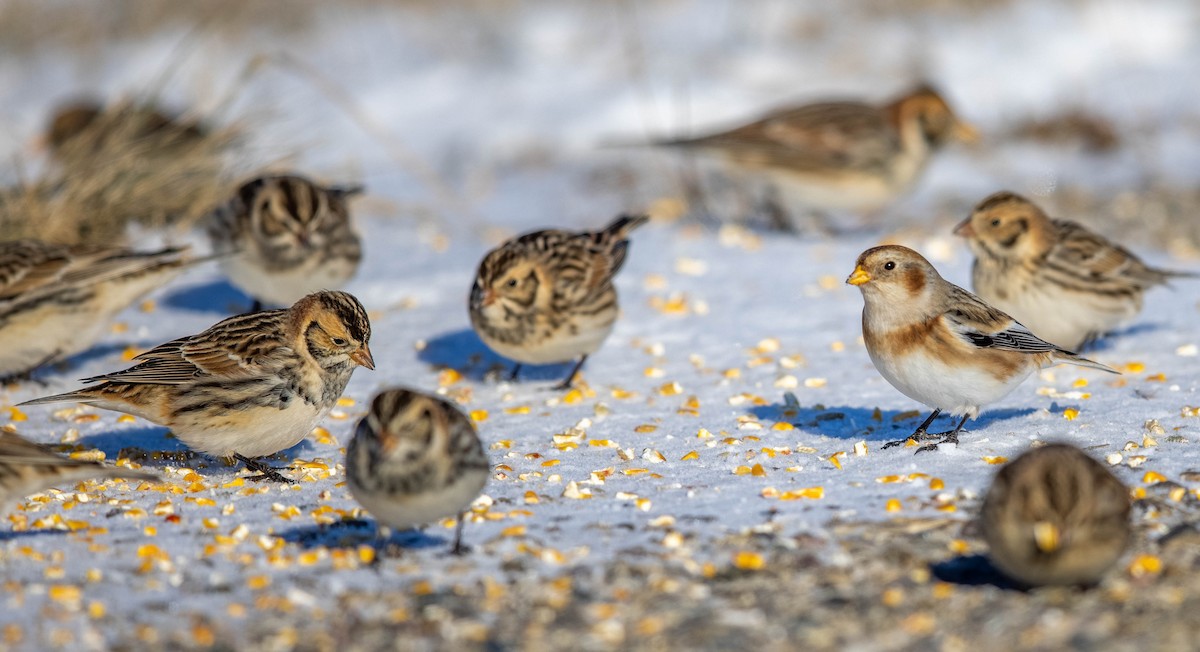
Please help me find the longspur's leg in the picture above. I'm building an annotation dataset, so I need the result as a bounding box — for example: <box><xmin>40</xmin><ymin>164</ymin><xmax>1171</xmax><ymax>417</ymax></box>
<box><xmin>250</xmin><ymin>299</ymin><xmax>264</xmax><ymax>313</ymax></box>
<box><xmin>882</xmin><ymin>409</ymin><xmax>942</xmax><ymax>449</ymax></box>
<box><xmin>552</xmin><ymin>355</ymin><xmax>588</xmax><ymax>391</ymax></box>
<box><xmin>507</xmin><ymin>363</ymin><xmax>522</xmax><ymax>382</ymax></box>
<box><xmin>450</xmin><ymin>512</ymin><xmax>467</xmax><ymax>555</ymax></box>
<box><xmin>234</xmin><ymin>453</ymin><xmax>295</xmax><ymax>484</ymax></box>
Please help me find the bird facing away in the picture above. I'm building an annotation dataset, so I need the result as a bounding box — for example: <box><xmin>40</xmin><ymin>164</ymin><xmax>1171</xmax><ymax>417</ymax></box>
<box><xmin>846</xmin><ymin>245</ymin><xmax>1117</xmax><ymax>453</ymax></box>
<box><xmin>207</xmin><ymin>174</ymin><xmax>363</xmax><ymax>311</ymax></box>
<box><xmin>20</xmin><ymin>290</ymin><xmax>374</xmax><ymax>482</ymax></box>
<box><xmin>657</xmin><ymin>84</ymin><xmax>977</xmax><ymax>215</ymax></box>
<box><xmin>44</xmin><ymin>99</ymin><xmax>207</xmax><ymax>156</ymax></box>
<box><xmin>346</xmin><ymin>388</ymin><xmax>489</xmax><ymax>554</ymax></box>
<box><xmin>0</xmin><ymin>239</ymin><xmax>201</xmax><ymax>383</ymax></box>
<box><xmin>955</xmin><ymin>191</ymin><xmax>1194</xmax><ymax>350</ymax></box>
<box><xmin>980</xmin><ymin>443</ymin><xmax>1131</xmax><ymax>587</ymax></box>
<box><xmin>0</xmin><ymin>430</ymin><xmax>158</xmax><ymax>515</ymax></box>
<box><xmin>469</xmin><ymin>214</ymin><xmax>649</xmax><ymax>389</ymax></box>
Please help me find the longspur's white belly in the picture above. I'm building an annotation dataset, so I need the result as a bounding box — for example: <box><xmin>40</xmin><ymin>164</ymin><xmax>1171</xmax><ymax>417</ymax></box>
<box><xmin>352</xmin><ymin>471</ymin><xmax>487</xmax><ymax>530</ymax></box>
<box><xmin>978</xmin><ymin>279</ymin><xmax>1140</xmax><ymax>351</ymax></box>
<box><xmin>220</xmin><ymin>252</ymin><xmax>357</xmax><ymax>308</ymax></box>
<box><xmin>0</xmin><ymin>270</ymin><xmax>181</xmax><ymax>376</ymax></box>
<box><xmin>167</xmin><ymin>400</ymin><xmax>327</xmax><ymax>458</ymax></box>
<box><xmin>867</xmin><ymin>347</ymin><xmax>1033</xmax><ymax>417</ymax></box>
<box><xmin>483</xmin><ymin>321</ymin><xmax>615</xmax><ymax>365</ymax></box>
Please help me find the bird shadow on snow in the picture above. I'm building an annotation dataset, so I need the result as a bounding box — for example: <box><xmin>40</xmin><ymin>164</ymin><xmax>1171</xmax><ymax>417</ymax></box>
<box><xmin>0</xmin><ymin>528</ymin><xmax>69</xmax><ymax>543</ymax></box>
<box><xmin>417</xmin><ymin>328</ymin><xmax>578</xmax><ymax>383</ymax></box>
<box><xmin>161</xmin><ymin>279</ymin><xmax>254</xmax><ymax>315</ymax></box>
<box><xmin>77</xmin><ymin>427</ymin><xmax>316</xmax><ymax>472</ymax></box>
<box><xmin>931</xmin><ymin>554</ymin><xmax>1028</xmax><ymax>591</ymax></box>
<box><xmin>1078</xmin><ymin>322</ymin><xmax>1166</xmax><ymax>354</ymax></box>
<box><xmin>280</xmin><ymin>519</ymin><xmax>446</xmax><ymax>553</ymax></box>
<box><xmin>747</xmin><ymin>403</ymin><xmax>1037</xmax><ymax>443</ymax></box>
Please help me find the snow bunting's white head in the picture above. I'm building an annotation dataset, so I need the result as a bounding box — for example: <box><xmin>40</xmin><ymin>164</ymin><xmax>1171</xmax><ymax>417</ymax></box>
<box><xmin>847</xmin><ymin>245</ymin><xmax>1116</xmax><ymax>453</ymax></box>
<box><xmin>980</xmin><ymin>443</ymin><xmax>1131</xmax><ymax>587</ymax></box>
<box><xmin>346</xmin><ymin>388</ymin><xmax>489</xmax><ymax>554</ymax></box>
<box><xmin>468</xmin><ymin>214</ymin><xmax>649</xmax><ymax>390</ymax></box>
<box><xmin>955</xmin><ymin>191</ymin><xmax>1195</xmax><ymax>350</ymax></box>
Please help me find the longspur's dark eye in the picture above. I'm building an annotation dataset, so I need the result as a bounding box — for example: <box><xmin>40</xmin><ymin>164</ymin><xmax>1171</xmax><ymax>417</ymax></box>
<box><xmin>505</xmin><ymin>278</ymin><xmax>518</xmax><ymax>288</ymax></box>
<box><xmin>331</xmin><ymin>337</ymin><xmax>348</xmax><ymax>347</ymax></box>
<box><xmin>991</xmin><ymin>219</ymin><xmax>1001</xmax><ymax>227</ymax></box>
<box><xmin>883</xmin><ymin>261</ymin><xmax>896</xmax><ymax>271</ymax></box>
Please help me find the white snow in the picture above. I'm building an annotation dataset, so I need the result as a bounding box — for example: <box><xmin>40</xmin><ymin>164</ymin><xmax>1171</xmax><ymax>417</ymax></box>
<box><xmin>1</xmin><ymin>0</ymin><xmax>1199</xmax><ymax>646</ymax></box>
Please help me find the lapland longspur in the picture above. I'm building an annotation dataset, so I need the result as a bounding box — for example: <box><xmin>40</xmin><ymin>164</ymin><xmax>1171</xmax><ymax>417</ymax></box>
<box><xmin>346</xmin><ymin>388</ymin><xmax>489</xmax><ymax>554</ymax></box>
<box><xmin>658</xmin><ymin>84</ymin><xmax>977</xmax><ymax>216</ymax></box>
<box><xmin>45</xmin><ymin>99</ymin><xmax>207</xmax><ymax>156</ymax></box>
<box><xmin>207</xmin><ymin>174</ymin><xmax>363</xmax><ymax>311</ymax></box>
<box><xmin>469</xmin><ymin>214</ymin><xmax>649</xmax><ymax>389</ymax></box>
<box><xmin>956</xmin><ymin>191</ymin><xmax>1194</xmax><ymax>350</ymax></box>
<box><xmin>21</xmin><ymin>291</ymin><xmax>374</xmax><ymax>482</ymax></box>
<box><xmin>0</xmin><ymin>430</ymin><xmax>158</xmax><ymax>514</ymax></box>
<box><xmin>980</xmin><ymin>443</ymin><xmax>1131</xmax><ymax>587</ymax></box>
<box><xmin>0</xmin><ymin>240</ymin><xmax>199</xmax><ymax>383</ymax></box>
<box><xmin>847</xmin><ymin>245</ymin><xmax>1116</xmax><ymax>453</ymax></box>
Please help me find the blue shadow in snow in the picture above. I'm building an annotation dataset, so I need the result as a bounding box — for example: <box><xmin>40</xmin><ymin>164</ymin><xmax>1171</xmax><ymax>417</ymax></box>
<box><xmin>747</xmin><ymin>403</ymin><xmax>1037</xmax><ymax>442</ymax></box>
<box><xmin>161</xmin><ymin>278</ymin><xmax>255</xmax><ymax>315</ymax></box>
<box><xmin>931</xmin><ymin>554</ymin><xmax>1031</xmax><ymax>591</ymax></box>
<box><xmin>1077</xmin><ymin>322</ymin><xmax>1165</xmax><ymax>354</ymax></box>
<box><xmin>76</xmin><ymin>426</ymin><xmax>315</xmax><ymax>471</ymax></box>
<box><xmin>417</xmin><ymin>328</ymin><xmax>578</xmax><ymax>383</ymax></box>
<box><xmin>0</xmin><ymin>528</ymin><xmax>70</xmax><ymax>543</ymax></box>
<box><xmin>280</xmin><ymin>519</ymin><xmax>446</xmax><ymax>552</ymax></box>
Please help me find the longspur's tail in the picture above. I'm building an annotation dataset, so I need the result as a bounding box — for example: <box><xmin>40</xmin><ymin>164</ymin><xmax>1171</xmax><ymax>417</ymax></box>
<box><xmin>18</xmin><ymin>389</ymin><xmax>98</xmax><ymax>407</ymax></box>
<box><xmin>603</xmin><ymin>214</ymin><xmax>651</xmax><ymax>239</ymax></box>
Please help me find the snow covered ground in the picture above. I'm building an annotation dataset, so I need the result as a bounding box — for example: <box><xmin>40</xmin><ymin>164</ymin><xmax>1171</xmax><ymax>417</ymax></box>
<box><xmin>1</xmin><ymin>0</ymin><xmax>1200</xmax><ymax>648</ymax></box>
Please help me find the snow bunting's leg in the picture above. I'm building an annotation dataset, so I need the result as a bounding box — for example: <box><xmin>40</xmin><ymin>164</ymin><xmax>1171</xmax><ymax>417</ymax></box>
<box><xmin>882</xmin><ymin>408</ymin><xmax>943</xmax><ymax>449</ymax></box>
<box><xmin>914</xmin><ymin>414</ymin><xmax>971</xmax><ymax>454</ymax></box>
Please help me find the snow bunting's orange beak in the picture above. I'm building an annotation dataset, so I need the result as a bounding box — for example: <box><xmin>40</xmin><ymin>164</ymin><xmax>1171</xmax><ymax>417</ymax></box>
<box><xmin>953</xmin><ymin>217</ymin><xmax>976</xmax><ymax>238</ymax></box>
<box><xmin>953</xmin><ymin>121</ymin><xmax>980</xmax><ymax>144</ymax></box>
<box><xmin>846</xmin><ymin>266</ymin><xmax>871</xmax><ymax>286</ymax></box>
<box><xmin>1032</xmin><ymin>521</ymin><xmax>1061</xmax><ymax>554</ymax></box>
<box><xmin>350</xmin><ymin>346</ymin><xmax>376</xmax><ymax>370</ymax></box>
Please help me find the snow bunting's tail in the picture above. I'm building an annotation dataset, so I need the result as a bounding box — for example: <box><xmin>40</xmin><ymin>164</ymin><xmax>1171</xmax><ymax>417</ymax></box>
<box><xmin>1050</xmin><ymin>350</ymin><xmax>1119</xmax><ymax>374</ymax></box>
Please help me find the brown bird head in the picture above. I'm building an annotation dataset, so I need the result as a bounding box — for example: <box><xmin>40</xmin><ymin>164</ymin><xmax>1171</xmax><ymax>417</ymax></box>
<box><xmin>289</xmin><ymin>290</ymin><xmax>374</xmax><ymax>371</ymax></box>
<box><xmin>470</xmin><ymin>247</ymin><xmax>544</xmax><ymax>319</ymax></box>
<box><xmin>358</xmin><ymin>389</ymin><xmax>464</xmax><ymax>461</ymax></box>
<box><xmin>955</xmin><ymin>191</ymin><xmax>1054</xmax><ymax>262</ymax></box>
<box><xmin>890</xmin><ymin>84</ymin><xmax>978</xmax><ymax>148</ymax></box>
<box><xmin>243</xmin><ymin>175</ymin><xmax>360</xmax><ymax>255</ymax></box>
<box><xmin>847</xmin><ymin>244</ymin><xmax>942</xmax><ymax>307</ymax></box>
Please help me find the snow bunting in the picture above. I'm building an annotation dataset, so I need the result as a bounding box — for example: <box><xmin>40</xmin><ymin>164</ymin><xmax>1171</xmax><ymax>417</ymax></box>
<box><xmin>0</xmin><ymin>240</ymin><xmax>199</xmax><ymax>383</ymax></box>
<box><xmin>980</xmin><ymin>443</ymin><xmax>1130</xmax><ymax>587</ymax></box>
<box><xmin>847</xmin><ymin>245</ymin><xmax>1116</xmax><ymax>452</ymax></box>
<box><xmin>207</xmin><ymin>174</ymin><xmax>363</xmax><ymax>311</ymax></box>
<box><xmin>346</xmin><ymin>388</ymin><xmax>489</xmax><ymax>554</ymax></box>
<box><xmin>469</xmin><ymin>214</ymin><xmax>649</xmax><ymax>389</ymax></box>
<box><xmin>657</xmin><ymin>84</ymin><xmax>977</xmax><ymax>216</ymax></box>
<box><xmin>956</xmin><ymin>191</ymin><xmax>1194</xmax><ymax>350</ymax></box>
<box><xmin>0</xmin><ymin>430</ymin><xmax>158</xmax><ymax>514</ymax></box>
<box><xmin>21</xmin><ymin>290</ymin><xmax>374</xmax><ymax>482</ymax></box>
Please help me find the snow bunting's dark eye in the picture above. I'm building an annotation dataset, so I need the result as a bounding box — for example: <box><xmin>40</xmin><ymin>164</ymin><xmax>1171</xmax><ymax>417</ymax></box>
<box><xmin>331</xmin><ymin>337</ymin><xmax>348</xmax><ymax>347</ymax></box>
<box><xmin>505</xmin><ymin>278</ymin><xmax>518</xmax><ymax>288</ymax></box>
<box><xmin>991</xmin><ymin>219</ymin><xmax>1001</xmax><ymax>227</ymax></box>
<box><xmin>883</xmin><ymin>261</ymin><xmax>896</xmax><ymax>271</ymax></box>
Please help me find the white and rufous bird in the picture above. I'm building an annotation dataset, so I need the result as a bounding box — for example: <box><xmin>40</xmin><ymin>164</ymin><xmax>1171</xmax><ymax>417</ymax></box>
<box><xmin>21</xmin><ymin>290</ymin><xmax>374</xmax><ymax>482</ymax></box>
<box><xmin>0</xmin><ymin>239</ymin><xmax>200</xmax><ymax>383</ymax></box>
<box><xmin>955</xmin><ymin>191</ymin><xmax>1194</xmax><ymax>350</ymax></box>
<box><xmin>846</xmin><ymin>245</ymin><xmax>1117</xmax><ymax>453</ymax></box>
<box><xmin>656</xmin><ymin>84</ymin><xmax>977</xmax><ymax>218</ymax></box>
<box><xmin>207</xmin><ymin>174</ymin><xmax>363</xmax><ymax>311</ymax></box>
<box><xmin>980</xmin><ymin>443</ymin><xmax>1131</xmax><ymax>587</ymax></box>
<box><xmin>0</xmin><ymin>430</ymin><xmax>158</xmax><ymax>514</ymax></box>
<box><xmin>469</xmin><ymin>214</ymin><xmax>649</xmax><ymax>389</ymax></box>
<box><xmin>345</xmin><ymin>388</ymin><xmax>489</xmax><ymax>554</ymax></box>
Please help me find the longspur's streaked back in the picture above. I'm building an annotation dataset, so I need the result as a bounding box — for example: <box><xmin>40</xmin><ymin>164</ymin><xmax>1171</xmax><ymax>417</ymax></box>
<box><xmin>469</xmin><ymin>214</ymin><xmax>649</xmax><ymax>389</ymax></box>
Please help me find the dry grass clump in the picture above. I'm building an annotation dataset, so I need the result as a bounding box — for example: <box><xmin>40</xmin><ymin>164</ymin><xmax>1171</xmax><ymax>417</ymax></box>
<box><xmin>0</xmin><ymin>98</ymin><xmax>245</xmax><ymax>245</ymax></box>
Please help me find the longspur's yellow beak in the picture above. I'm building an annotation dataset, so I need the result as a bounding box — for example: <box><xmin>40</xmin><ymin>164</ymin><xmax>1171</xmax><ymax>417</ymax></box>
<box><xmin>953</xmin><ymin>217</ymin><xmax>976</xmax><ymax>238</ymax></box>
<box><xmin>350</xmin><ymin>346</ymin><xmax>376</xmax><ymax>370</ymax></box>
<box><xmin>953</xmin><ymin>121</ymin><xmax>980</xmax><ymax>144</ymax></box>
<box><xmin>1032</xmin><ymin>521</ymin><xmax>1061</xmax><ymax>554</ymax></box>
<box><xmin>481</xmin><ymin>288</ymin><xmax>496</xmax><ymax>308</ymax></box>
<box><xmin>846</xmin><ymin>266</ymin><xmax>871</xmax><ymax>286</ymax></box>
